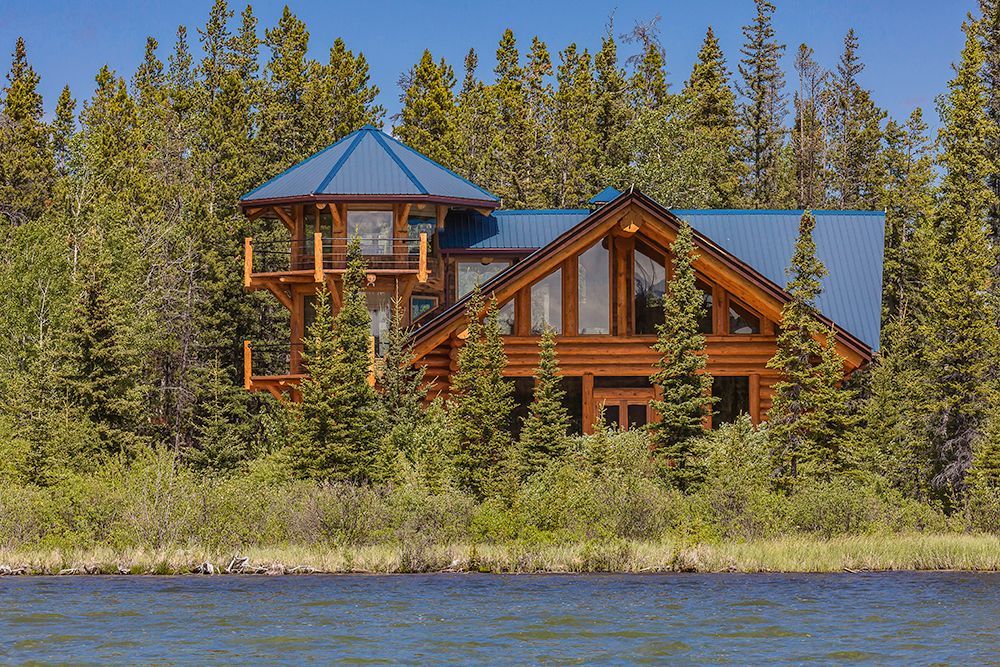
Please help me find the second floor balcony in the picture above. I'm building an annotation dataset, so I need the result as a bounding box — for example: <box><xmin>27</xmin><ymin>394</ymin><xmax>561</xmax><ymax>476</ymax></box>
<box><xmin>244</xmin><ymin>233</ymin><xmax>430</xmax><ymax>289</ymax></box>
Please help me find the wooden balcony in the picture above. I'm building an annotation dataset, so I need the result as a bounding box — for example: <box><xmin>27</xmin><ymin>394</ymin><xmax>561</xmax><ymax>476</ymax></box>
<box><xmin>243</xmin><ymin>339</ymin><xmax>376</xmax><ymax>401</ymax></box>
<box><xmin>244</xmin><ymin>233</ymin><xmax>429</xmax><ymax>291</ymax></box>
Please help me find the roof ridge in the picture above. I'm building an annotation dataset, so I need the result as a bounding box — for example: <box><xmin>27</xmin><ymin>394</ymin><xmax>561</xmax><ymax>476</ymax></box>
<box><xmin>370</xmin><ymin>130</ymin><xmax>428</xmax><ymax>195</ymax></box>
<box><xmin>381</xmin><ymin>131</ymin><xmax>499</xmax><ymax>202</ymax></box>
<box><xmin>315</xmin><ymin>130</ymin><xmax>367</xmax><ymax>194</ymax></box>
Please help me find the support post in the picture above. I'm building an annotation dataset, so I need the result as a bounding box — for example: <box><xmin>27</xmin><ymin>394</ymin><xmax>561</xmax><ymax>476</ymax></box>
<box><xmin>582</xmin><ymin>372</ymin><xmax>595</xmax><ymax>434</ymax></box>
<box><xmin>368</xmin><ymin>335</ymin><xmax>377</xmax><ymax>387</ymax></box>
<box><xmin>243</xmin><ymin>237</ymin><xmax>253</xmax><ymax>288</ymax></box>
<box><xmin>417</xmin><ymin>232</ymin><xmax>428</xmax><ymax>282</ymax></box>
<box><xmin>243</xmin><ymin>340</ymin><xmax>252</xmax><ymax>390</ymax></box>
<box><xmin>750</xmin><ymin>373</ymin><xmax>761</xmax><ymax>424</ymax></box>
<box><xmin>314</xmin><ymin>231</ymin><xmax>323</xmax><ymax>283</ymax></box>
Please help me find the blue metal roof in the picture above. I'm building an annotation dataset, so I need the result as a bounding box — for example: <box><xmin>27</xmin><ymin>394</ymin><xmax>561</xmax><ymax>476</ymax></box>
<box><xmin>241</xmin><ymin>126</ymin><xmax>499</xmax><ymax>204</ymax></box>
<box><xmin>588</xmin><ymin>186</ymin><xmax>622</xmax><ymax>204</ymax></box>
<box><xmin>441</xmin><ymin>208</ymin><xmax>884</xmax><ymax>350</ymax></box>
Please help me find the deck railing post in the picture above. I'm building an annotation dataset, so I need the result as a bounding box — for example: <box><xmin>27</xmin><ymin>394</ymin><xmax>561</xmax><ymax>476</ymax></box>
<box><xmin>313</xmin><ymin>231</ymin><xmax>323</xmax><ymax>283</ymax></box>
<box><xmin>243</xmin><ymin>237</ymin><xmax>253</xmax><ymax>288</ymax></box>
<box><xmin>368</xmin><ymin>335</ymin><xmax>376</xmax><ymax>387</ymax></box>
<box><xmin>243</xmin><ymin>340</ymin><xmax>252</xmax><ymax>390</ymax></box>
<box><xmin>418</xmin><ymin>232</ymin><xmax>428</xmax><ymax>282</ymax></box>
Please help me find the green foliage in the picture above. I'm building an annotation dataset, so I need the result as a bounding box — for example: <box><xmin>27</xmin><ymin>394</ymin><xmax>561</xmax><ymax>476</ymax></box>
<box><xmin>767</xmin><ymin>212</ymin><xmax>853</xmax><ymax>486</ymax></box>
<box><xmin>649</xmin><ymin>221</ymin><xmax>714</xmax><ymax>490</ymax></box>
<box><xmin>394</xmin><ymin>49</ymin><xmax>456</xmax><ymax>165</ymax></box>
<box><xmin>516</xmin><ymin>326</ymin><xmax>571</xmax><ymax>479</ymax></box>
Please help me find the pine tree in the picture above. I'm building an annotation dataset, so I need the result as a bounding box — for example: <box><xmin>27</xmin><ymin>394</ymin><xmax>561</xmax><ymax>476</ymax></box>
<box><xmin>516</xmin><ymin>325</ymin><xmax>571</xmax><ymax>478</ymax></box>
<box><xmin>649</xmin><ymin>221</ymin><xmax>714</xmax><ymax>490</ymax></box>
<box><xmin>452</xmin><ymin>48</ymin><xmax>498</xmax><ymax>188</ymax></box>
<box><xmin>448</xmin><ymin>289</ymin><xmax>514</xmax><ymax>498</ymax></box>
<box><xmin>551</xmin><ymin>44</ymin><xmax>597</xmax><ymax>208</ymax></box>
<box><xmin>824</xmin><ymin>29</ymin><xmax>885</xmax><ymax>209</ymax></box>
<box><xmin>919</xmin><ymin>19</ymin><xmax>999</xmax><ymax>503</ymax></box>
<box><xmin>737</xmin><ymin>0</ymin><xmax>787</xmax><ymax>208</ymax></box>
<box><xmin>0</xmin><ymin>37</ymin><xmax>54</xmax><ymax>225</ymax></box>
<box><xmin>187</xmin><ymin>355</ymin><xmax>251</xmax><ymax>473</ymax></box>
<box><xmin>594</xmin><ymin>20</ymin><xmax>631</xmax><ymax>184</ymax></box>
<box><xmin>791</xmin><ymin>44</ymin><xmax>827</xmax><ymax>208</ymax></box>
<box><xmin>259</xmin><ymin>7</ymin><xmax>312</xmax><ymax>172</ymax></box>
<box><xmin>767</xmin><ymin>211</ymin><xmax>851</xmax><ymax>486</ymax></box>
<box><xmin>626</xmin><ymin>17</ymin><xmax>668</xmax><ymax>109</ymax></box>
<box><xmin>683</xmin><ymin>27</ymin><xmax>743</xmax><ymax>207</ymax></box>
<box><xmin>326</xmin><ymin>38</ymin><xmax>384</xmax><ymax>138</ymax></box>
<box><xmin>879</xmin><ymin>109</ymin><xmax>934</xmax><ymax>327</ymax></box>
<box><xmin>288</xmin><ymin>241</ymin><xmax>382</xmax><ymax>481</ymax></box>
<box><xmin>979</xmin><ymin>0</ymin><xmax>1000</xmax><ymax>290</ymax></box>
<box><xmin>52</xmin><ymin>85</ymin><xmax>76</xmax><ymax>178</ymax></box>
<box><xmin>394</xmin><ymin>49</ymin><xmax>456</xmax><ymax>165</ymax></box>
<box><xmin>525</xmin><ymin>37</ymin><xmax>555</xmax><ymax>203</ymax></box>
<box><xmin>378</xmin><ymin>297</ymin><xmax>428</xmax><ymax>429</ymax></box>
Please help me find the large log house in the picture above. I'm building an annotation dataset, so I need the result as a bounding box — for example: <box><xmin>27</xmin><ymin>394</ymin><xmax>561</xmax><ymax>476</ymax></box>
<box><xmin>241</xmin><ymin>125</ymin><xmax>884</xmax><ymax>433</ymax></box>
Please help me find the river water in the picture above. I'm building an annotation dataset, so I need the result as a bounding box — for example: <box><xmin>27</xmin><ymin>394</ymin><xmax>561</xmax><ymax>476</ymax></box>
<box><xmin>1</xmin><ymin>572</ymin><xmax>998</xmax><ymax>664</ymax></box>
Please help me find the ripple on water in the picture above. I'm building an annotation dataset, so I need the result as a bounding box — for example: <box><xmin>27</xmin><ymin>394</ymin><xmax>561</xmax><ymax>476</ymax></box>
<box><xmin>7</xmin><ymin>612</ymin><xmax>67</xmax><ymax>625</ymax></box>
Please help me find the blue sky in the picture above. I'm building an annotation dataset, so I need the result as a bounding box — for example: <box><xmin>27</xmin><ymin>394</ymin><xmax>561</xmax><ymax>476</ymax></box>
<box><xmin>0</xmin><ymin>0</ymin><xmax>982</xmax><ymax>130</ymax></box>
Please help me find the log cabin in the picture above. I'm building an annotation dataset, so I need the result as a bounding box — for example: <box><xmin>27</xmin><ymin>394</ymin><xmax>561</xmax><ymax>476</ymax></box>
<box><xmin>240</xmin><ymin>125</ymin><xmax>884</xmax><ymax>433</ymax></box>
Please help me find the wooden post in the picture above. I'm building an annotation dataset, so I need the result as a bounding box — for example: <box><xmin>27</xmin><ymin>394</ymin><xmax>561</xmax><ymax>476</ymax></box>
<box><xmin>562</xmin><ymin>257</ymin><xmax>578</xmax><ymax>335</ymax></box>
<box><xmin>417</xmin><ymin>232</ymin><xmax>428</xmax><ymax>282</ymax></box>
<box><xmin>243</xmin><ymin>340</ymin><xmax>252</xmax><ymax>390</ymax></box>
<box><xmin>243</xmin><ymin>237</ymin><xmax>253</xmax><ymax>288</ymax></box>
<box><xmin>313</xmin><ymin>231</ymin><xmax>323</xmax><ymax>283</ymax></box>
<box><xmin>582</xmin><ymin>372</ymin><xmax>595</xmax><ymax>434</ymax></box>
<box><xmin>750</xmin><ymin>373</ymin><xmax>761</xmax><ymax>424</ymax></box>
<box><xmin>436</xmin><ymin>204</ymin><xmax>447</xmax><ymax>230</ymax></box>
<box><xmin>368</xmin><ymin>335</ymin><xmax>376</xmax><ymax>387</ymax></box>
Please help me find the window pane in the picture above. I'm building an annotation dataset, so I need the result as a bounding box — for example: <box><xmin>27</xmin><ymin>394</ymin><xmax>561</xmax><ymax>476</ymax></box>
<box><xmin>712</xmin><ymin>376</ymin><xmax>750</xmax><ymax>428</ymax></box>
<box><xmin>530</xmin><ymin>269</ymin><xmax>562</xmax><ymax>334</ymax></box>
<box><xmin>696</xmin><ymin>279</ymin><xmax>714</xmax><ymax>334</ymax></box>
<box><xmin>411</xmin><ymin>295</ymin><xmax>438</xmax><ymax>320</ymax></box>
<box><xmin>347</xmin><ymin>210</ymin><xmax>393</xmax><ymax>255</ymax></box>
<box><xmin>366</xmin><ymin>292</ymin><xmax>392</xmax><ymax>356</ymax></box>
<box><xmin>627</xmin><ymin>404</ymin><xmax>648</xmax><ymax>428</ymax></box>
<box><xmin>579</xmin><ymin>242</ymin><xmax>610</xmax><ymax>334</ymax></box>
<box><xmin>602</xmin><ymin>403</ymin><xmax>620</xmax><ymax>430</ymax></box>
<box><xmin>728</xmin><ymin>300</ymin><xmax>761</xmax><ymax>334</ymax></box>
<box><xmin>497</xmin><ymin>300</ymin><xmax>515</xmax><ymax>335</ymax></box>
<box><xmin>634</xmin><ymin>248</ymin><xmax>665</xmax><ymax>335</ymax></box>
<box><xmin>456</xmin><ymin>261</ymin><xmax>509</xmax><ymax>298</ymax></box>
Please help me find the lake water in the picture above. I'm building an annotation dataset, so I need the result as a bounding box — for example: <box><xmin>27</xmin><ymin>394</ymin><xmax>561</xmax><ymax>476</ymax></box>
<box><xmin>1</xmin><ymin>573</ymin><xmax>998</xmax><ymax>664</ymax></box>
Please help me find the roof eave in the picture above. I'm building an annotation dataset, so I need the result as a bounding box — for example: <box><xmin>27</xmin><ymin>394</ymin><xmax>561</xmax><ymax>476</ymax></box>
<box><xmin>240</xmin><ymin>193</ymin><xmax>501</xmax><ymax>212</ymax></box>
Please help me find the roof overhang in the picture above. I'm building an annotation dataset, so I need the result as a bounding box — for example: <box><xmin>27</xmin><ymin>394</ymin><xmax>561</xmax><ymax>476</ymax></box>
<box><xmin>240</xmin><ymin>193</ymin><xmax>500</xmax><ymax>213</ymax></box>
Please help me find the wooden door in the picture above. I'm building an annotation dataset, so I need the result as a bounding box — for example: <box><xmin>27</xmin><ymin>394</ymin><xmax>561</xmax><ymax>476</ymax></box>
<box><xmin>594</xmin><ymin>388</ymin><xmax>654</xmax><ymax>431</ymax></box>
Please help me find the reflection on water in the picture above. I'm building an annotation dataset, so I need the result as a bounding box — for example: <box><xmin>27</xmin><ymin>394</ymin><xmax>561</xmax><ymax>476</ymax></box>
<box><xmin>1</xmin><ymin>572</ymin><xmax>998</xmax><ymax>664</ymax></box>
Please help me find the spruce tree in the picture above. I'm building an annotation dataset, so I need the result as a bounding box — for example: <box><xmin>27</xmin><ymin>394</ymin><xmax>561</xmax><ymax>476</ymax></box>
<box><xmin>626</xmin><ymin>17</ymin><xmax>668</xmax><ymax>110</ymax></box>
<box><xmin>683</xmin><ymin>27</ymin><xmax>743</xmax><ymax>207</ymax></box>
<box><xmin>448</xmin><ymin>289</ymin><xmax>514</xmax><ymax>498</ymax></box>
<box><xmin>378</xmin><ymin>297</ymin><xmax>428</xmax><ymax>429</ymax></box>
<box><xmin>260</xmin><ymin>7</ymin><xmax>313</xmax><ymax>171</ymax></box>
<box><xmin>452</xmin><ymin>49</ymin><xmax>498</xmax><ymax>188</ymax></box>
<box><xmin>394</xmin><ymin>49</ymin><xmax>456</xmax><ymax>165</ymax></box>
<box><xmin>594</xmin><ymin>22</ymin><xmax>630</xmax><ymax>185</ymax></box>
<box><xmin>516</xmin><ymin>325</ymin><xmax>571</xmax><ymax>478</ymax></box>
<box><xmin>188</xmin><ymin>355</ymin><xmax>251</xmax><ymax>473</ymax></box>
<box><xmin>525</xmin><ymin>36</ymin><xmax>555</xmax><ymax>203</ymax></box>
<box><xmin>767</xmin><ymin>211</ymin><xmax>851</xmax><ymax>486</ymax></box>
<box><xmin>551</xmin><ymin>44</ymin><xmax>598</xmax><ymax>208</ymax></box>
<box><xmin>791</xmin><ymin>44</ymin><xmax>827</xmax><ymax>208</ymax></box>
<box><xmin>326</xmin><ymin>38</ymin><xmax>384</xmax><ymax>138</ymax></box>
<box><xmin>737</xmin><ymin>0</ymin><xmax>787</xmax><ymax>208</ymax></box>
<box><xmin>649</xmin><ymin>221</ymin><xmax>714</xmax><ymax>490</ymax></box>
<box><xmin>0</xmin><ymin>37</ymin><xmax>54</xmax><ymax>225</ymax></box>
<box><xmin>979</xmin><ymin>0</ymin><xmax>1000</xmax><ymax>290</ymax></box>
<box><xmin>920</xmin><ymin>19</ymin><xmax>999</xmax><ymax>502</ymax></box>
<box><xmin>823</xmin><ymin>29</ymin><xmax>885</xmax><ymax>209</ymax></box>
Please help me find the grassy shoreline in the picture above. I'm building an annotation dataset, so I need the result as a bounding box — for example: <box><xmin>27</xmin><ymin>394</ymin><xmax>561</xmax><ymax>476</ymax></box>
<box><xmin>2</xmin><ymin>534</ymin><xmax>998</xmax><ymax>576</ymax></box>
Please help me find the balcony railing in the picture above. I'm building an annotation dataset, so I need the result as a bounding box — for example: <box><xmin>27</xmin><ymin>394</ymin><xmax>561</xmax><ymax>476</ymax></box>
<box><xmin>244</xmin><ymin>233</ymin><xmax>429</xmax><ymax>286</ymax></box>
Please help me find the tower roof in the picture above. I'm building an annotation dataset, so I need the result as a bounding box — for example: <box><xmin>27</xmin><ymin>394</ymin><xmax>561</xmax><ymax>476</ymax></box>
<box><xmin>241</xmin><ymin>125</ymin><xmax>499</xmax><ymax>208</ymax></box>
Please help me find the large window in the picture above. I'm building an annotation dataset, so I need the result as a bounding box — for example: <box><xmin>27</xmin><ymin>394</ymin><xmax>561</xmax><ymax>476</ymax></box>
<box><xmin>713</xmin><ymin>376</ymin><xmax>750</xmax><ymax>428</ymax></box>
<box><xmin>530</xmin><ymin>269</ymin><xmax>562</xmax><ymax>334</ymax></box>
<box><xmin>456</xmin><ymin>259</ymin><xmax>510</xmax><ymax>299</ymax></box>
<box><xmin>728</xmin><ymin>299</ymin><xmax>761</xmax><ymax>334</ymax></box>
<box><xmin>366</xmin><ymin>292</ymin><xmax>392</xmax><ymax>356</ymax></box>
<box><xmin>347</xmin><ymin>210</ymin><xmax>392</xmax><ymax>255</ymax></box>
<box><xmin>497</xmin><ymin>300</ymin><xmax>515</xmax><ymax>335</ymax></box>
<box><xmin>578</xmin><ymin>242</ymin><xmax>610</xmax><ymax>334</ymax></box>
<box><xmin>634</xmin><ymin>248</ymin><xmax>665</xmax><ymax>335</ymax></box>
<box><xmin>696</xmin><ymin>279</ymin><xmax>714</xmax><ymax>334</ymax></box>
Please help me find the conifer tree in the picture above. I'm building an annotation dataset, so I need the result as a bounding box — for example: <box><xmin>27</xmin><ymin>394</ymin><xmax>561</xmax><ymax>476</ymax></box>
<box><xmin>378</xmin><ymin>297</ymin><xmax>427</xmax><ymax>429</ymax></box>
<box><xmin>0</xmin><ymin>37</ymin><xmax>54</xmax><ymax>225</ymax></box>
<box><xmin>187</xmin><ymin>355</ymin><xmax>251</xmax><ymax>473</ymax></box>
<box><xmin>879</xmin><ymin>109</ymin><xmax>934</xmax><ymax>326</ymax></box>
<box><xmin>791</xmin><ymin>44</ymin><xmax>827</xmax><ymax>208</ymax></box>
<box><xmin>626</xmin><ymin>17</ymin><xmax>668</xmax><ymax>109</ymax></box>
<box><xmin>594</xmin><ymin>21</ymin><xmax>631</xmax><ymax>184</ymax></box>
<box><xmin>394</xmin><ymin>49</ymin><xmax>456</xmax><ymax>165</ymax></box>
<box><xmin>767</xmin><ymin>211</ymin><xmax>851</xmax><ymax>486</ymax></box>
<box><xmin>737</xmin><ymin>0</ymin><xmax>787</xmax><ymax>208</ymax></box>
<box><xmin>52</xmin><ymin>86</ymin><xmax>76</xmax><ymax>178</ymax></box>
<box><xmin>649</xmin><ymin>221</ymin><xmax>714</xmax><ymax>490</ymax></box>
<box><xmin>289</xmin><ymin>240</ymin><xmax>382</xmax><ymax>481</ymax></box>
<box><xmin>448</xmin><ymin>289</ymin><xmax>514</xmax><ymax>498</ymax></box>
<box><xmin>979</xmin><ymin>0</ymin><xmax>1000</xmax><ymax>288</ymax></box>
<box><xmin>516</xmin><ymin>325</ymin><xmax>571</xmax><ymax>478</ymax></box>
<box><xmin>260</xmin><ymin>7</ymin><xmax>313</xmax><ymax>171</ymax></box>
<box><xmin>683</xmin><ymin>27</ymin><xmax>743</xmax><ymax>207</ymax></box>
<box><xmin>525</xmin><ymin>36</ymin><xmax>555</xmax><ymax>202</ymax></box>
<box><xmin>325</xmin><ymin>38</ymin><xmax>384</xmax><ymax>138</ymax></box>
<box><xmin>824</xmin><ymin>29</ymin><xmax>885</xmax><ymax>209</ymax></box>
<box><xmin>452</xmin><ymin>48</ymin><xmax>498</xmax><ymax>188</ymax></box>
<box><xmin>551</xmin><ymin>44</ymin><xmax>598</xmax><ymax>208</ymax></box>
<box><xmin>920</xmin><ymin>19</ymin><xmax>999</xmax><ymax>502</ymax></box>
